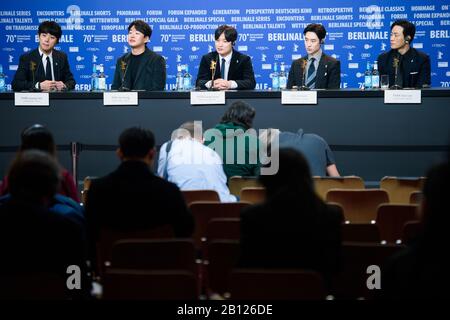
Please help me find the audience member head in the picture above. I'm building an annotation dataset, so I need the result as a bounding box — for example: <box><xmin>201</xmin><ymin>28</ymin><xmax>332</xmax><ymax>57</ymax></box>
<box><xmin>8</xmin><ymin>150</ymin><xmax>61</xmax><ymax>204</ymax></box>
<box><xmin>220</xmin><ymin>100</ymin><xmax>256</xmax><ymax>130</ymax></box>
<box><xmin>259</xmin><ymin>148</ymin><xmax>315</xmax><ymax>201</ymax></box>
<box><xmin>20</xmin><ymin>124</ymin><xmax>56</xmax><ymax>156</ymax></box>
<box><xmin>171</xmin><ymin>121</ymin><xmax>203</xmax><ymax>142</ymax></box>
<box><xmin>117</xmin><ymin>127</ymin><xmax>156</xmax><ymax>164</ymax></box>
<box><xmin>420</xmin><ymin>161</ymin><xmax>450</xmax><ymax>242</ymax></box>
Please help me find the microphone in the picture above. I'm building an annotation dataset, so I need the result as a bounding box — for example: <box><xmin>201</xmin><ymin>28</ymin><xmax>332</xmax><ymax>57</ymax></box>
<box><xmin>208</xmin><ymin>57</ymin><xmax>219</xmax><ymax>91</ymax></box>
<box><xmin>119</xmin><ymin>58</ymin><xmax>130</xmax><ymax>91</ymax></box>
<box><xmin>29</xmin><ymin>60</ymin><xmax>41</xmax><ymax>92</ymax></box>
<box><xmin>392</xmin><ymin>55</ymin><xmax>402</xmax><ymax>89</ymax></box>
<box><xmin>299</xmin><ymin>58</ymin><xmax>309</xmax><ymax>91</ymax></box>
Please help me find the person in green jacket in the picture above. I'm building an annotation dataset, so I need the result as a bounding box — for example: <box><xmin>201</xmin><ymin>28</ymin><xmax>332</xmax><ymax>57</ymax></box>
<box><xmin>205</xmin><ymin>100</ymin><xmax>261</xmax><ymax>178</ymax></box>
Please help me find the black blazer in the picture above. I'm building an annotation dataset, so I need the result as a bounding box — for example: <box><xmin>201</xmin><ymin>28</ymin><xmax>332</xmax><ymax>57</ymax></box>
<box><xmin>85</xmin><ymin>160</ymin><xmax>194</xmax><ymax>241</ymax></box>
<box><xmin>12</xmin><ymin>48</ymin><xmax>75</xmax><ymax>91</ymax></box>
<box><xmin>377</xmin><ymin>48</ymin><xmax>431</xmax><ymax>88</ymax></box>
<box><xmin>111</xmin><ymin>47</ymin><xmax>166</xmax><ymax>91</ymax></box>
<box><xmin>287</xmin><ymin>53</ymin><xmax>341</xmax><ymax>89</ymax></box>
<box><xmin>196</xmin><ymin>50</ymin><xmax>256</xmax><ymax>90</ymax></box>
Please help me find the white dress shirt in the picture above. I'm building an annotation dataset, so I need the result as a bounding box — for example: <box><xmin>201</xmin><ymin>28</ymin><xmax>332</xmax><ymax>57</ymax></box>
<box><xmin>158</xmin><ymin>138</ymin><xmax>237</xmax><ymax>202</ymax></box>
<box><xmin>39</xmin><ymin>47</ymin><xmax>55</xmax><ymax>81</ymax></box>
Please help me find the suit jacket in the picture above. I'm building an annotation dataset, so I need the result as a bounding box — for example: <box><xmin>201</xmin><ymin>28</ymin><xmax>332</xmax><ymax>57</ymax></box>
<box><xmin>111</xmin><ymin>47</ymin><xmax>166</xmax><ymax>91</ymax></box>
<box><xmin>12</xmin><ymin>48</ymin><xmax>75</xmax><ymax>91</ymax></box>
<box><xmin>196</xmin><ymin>50</ymin><xmax>256</xmax><ymax>90</ymax></box>
<box><xmin>238</xmin><ymin>193</ymin><xmax>343</xmax><ymax>287</ymax></box>
<box><xmin>85</xmin><ymin>160</ymin><xmax>194</xmax><ymax>241</ymax></box>
<box><xmin>287</xmin><ymin>53</ymin><xmax>341</xmax><ymax>89</ymax></box>
<box><xmin>377</xmin><ymin>48</ymin><xmax>431</xmax><ymax>88</ymax></box>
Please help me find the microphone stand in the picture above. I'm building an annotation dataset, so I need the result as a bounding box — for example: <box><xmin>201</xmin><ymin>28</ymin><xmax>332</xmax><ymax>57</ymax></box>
<box><xmin>29</xmin><ymin>61</ymin><xmax>41</xmax><ymax>92</ymax></box>
<box><xmin>298</xmin><ymin>58</ymin><xmax>309</xmax><ymax>91</ymax></box>
<box><xmin>208</xmin><ymin>58</ymin><xmax>219</xmax><ymax>91</ymax></box>
<box><xmin>118</xmin><ymin>60</ymin><xmax>130</xmax><ymax>91</ymax></box>
<box><xmin>391</xmin><ymin>56</ymin><xmax>402</xmax><ymax>90</ymax></box>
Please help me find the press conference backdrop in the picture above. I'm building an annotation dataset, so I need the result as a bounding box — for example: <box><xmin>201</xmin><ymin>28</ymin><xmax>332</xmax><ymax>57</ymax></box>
<box><xmin>1</xmin><ymin>0</ymin><xmax>449</xmax><ymax>90</ymax></box>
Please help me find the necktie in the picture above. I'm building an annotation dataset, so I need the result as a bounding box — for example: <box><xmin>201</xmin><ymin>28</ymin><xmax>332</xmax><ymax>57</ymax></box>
<box><xmin>220</xmin><ymin>58</ymin><xmax>226</xmax><ymax>79</ymax></box>
<box><xmin>306</xmin><ymin>57</ymin><xmax>316</xmax><ymax>89</ymax></box>
<box><xmin>45</xmin><ymin>56</ymin><xmax>53</xmax><ymax>81</ymax></box>
<box><xmin>394</xmin><ymin>54</ymin><xmax>403</xmax><ymax>88</ymax></box>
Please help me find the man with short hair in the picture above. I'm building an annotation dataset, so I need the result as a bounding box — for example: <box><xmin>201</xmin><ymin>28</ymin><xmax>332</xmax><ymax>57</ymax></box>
<box><xmin>196</xmin><ymin>25</ymin><xmax>256</xmax><ymax>90</ymax></box>
<box><xmin>111</xmin><ymin>20</ymin><xmax>166</xmax><ymax>91</ymax></box>
<box><xmin>158</xmin><ymin>121</ymin><xmax>236</xmax><ymax>202</ymax></box>
<box><xmin>0</xmin><ymin>150</ymin><xmax>89</xmax><ymax>298</ymax></box>
<box><xmin>287</xmin><ymin>23</ymin><xmax>341</xmax><ymax>89</ymax></box>
<box><xmin>85</xmin><ymin>127</ymin><xmax>193</xmax><ymax>242</ymax></box>
<box><xmin>377</xmin><ymin>20</ymin><xmax>431</xmax><ymax>88</ymax></box>
<box><xmin>260</xmin><ymin>128</ymin><xmax>340</xmax><ymax>177</ymax></box>
<box><xmin>12</xmin><ymin>21</ymin><xmax>75</xmax><ymax>92</ymax></box>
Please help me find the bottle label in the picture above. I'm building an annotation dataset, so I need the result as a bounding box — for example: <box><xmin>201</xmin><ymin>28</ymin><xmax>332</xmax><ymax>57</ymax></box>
<box><xmin>272</xmin><ymin>77</ymin><xmax>279</xmax><ymax>90</ymax></box>
<box><xmin>183</xmin><ymin>78</ymin><xmax>191</xmax><ymax>90</ymax></box>
<box><xmin>279</xmin><ymin>76</ymin><xmax>287</xmax><ymax>89</ymax></box>
<box><xmin>372</xmin><ymin>75</ymin><xmax>380</xmax><ymax>88</ymax></box>
<box><xmin>98</xmin><ymin>77</ymin><xmax>106</xmax><ymax>90</ymax></box>
<box><xmin>0</xmin><ymin>78</ymin><xmax>5</xmax><ymax>91</ymax></box>
<box><xmin>364</xmin><ymin>76</ymin><xmax>372</xmax><ymax>88</ymax></box>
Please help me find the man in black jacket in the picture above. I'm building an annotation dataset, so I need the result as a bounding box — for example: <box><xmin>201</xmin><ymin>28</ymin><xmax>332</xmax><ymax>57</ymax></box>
<box><xmin>287</xmin><ymin>24</ymin><xmax>341</xmax><ymax>89</ymax></box>
<box><xmin>196</xmin><ymin>25</ymin><xmax>256</xmax><ymax>90</ymax></box>
<box><xmin>12</xmin><ymin>21</ymin><xmax>75</xmax><ymax>92</ymax></box>
<box><xmin>111</xmin><ymin>20</ymin><xmax>166</xmax><ymax>91</ymax></box>
<box><xmin>85</xmin><ymin>127</ymin><xmax>194</xmax><ymax>243</ymax></box>
<box><xmin>377</xmin><ymin>20</ymin><xmax>431</xmax><ymax>88</ymax></box>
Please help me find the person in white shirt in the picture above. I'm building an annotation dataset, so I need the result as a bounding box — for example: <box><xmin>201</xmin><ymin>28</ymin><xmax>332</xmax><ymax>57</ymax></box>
<box><xmin>158</xmin><ymin>121</ymin><xmax>237</xmax><ymax>202</ymax></box>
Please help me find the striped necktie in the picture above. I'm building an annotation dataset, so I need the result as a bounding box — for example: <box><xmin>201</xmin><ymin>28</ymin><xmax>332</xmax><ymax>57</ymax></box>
<box><xmin>306</xmin><ymin>57</ymin><xmax>316</xmax><ymax>89</ymax></box>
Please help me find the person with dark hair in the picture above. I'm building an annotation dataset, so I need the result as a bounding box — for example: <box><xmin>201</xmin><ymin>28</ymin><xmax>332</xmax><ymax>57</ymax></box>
<box><xmin>158</xmin><ymin>121</ymin><xmax>236</xmax><ymax>202</ymax></box>
<box><xmin>0</xmin><ymin>124</ymin><xmax>80</xmax><ymax>203</ymax></box>
<box><xmin>111</xmin><ymin>20</ymin><xmax>166</xmax><ymax>91</ymax></box>
<box><xmin>196</xmin><ymin>25</ymin><xmax>256</xmax><ymax>90</ymax></box>
<box><xmin>381</xmin><ymin>161</ymin><xmax>450</xmax><ymax>299</ymax></box>
<box><xmin>377</xmin><ymin>20</ymin><xmax>431</xmax><ymax>88</ymax></box>
<box><xmin>0</xmin><ymin>150</ymin><xmax>90</xmax><ymax>298</ymax></box>
<box><xmin>204</xmin><ymin>101</ymin><xmax>260</xmax><ymax>178</ymax></box>
<box><xmin>12</xmin><ymin>21</ymin><xmax>75</xmax><ymax>92</ymax></box>
<box><xmin>287</xmin><ymin>23</ymin><xmax>341</xmax><ymax>89</ymax></box>
<box><xmin>238</xmin><ymin>148</ymin><xmax>343</xmax><ymax>287</ymax></box>
<box><xmin>85</xmin><ymin>127</ymin><xmax>194</xmax><ymax>258</ymax></box>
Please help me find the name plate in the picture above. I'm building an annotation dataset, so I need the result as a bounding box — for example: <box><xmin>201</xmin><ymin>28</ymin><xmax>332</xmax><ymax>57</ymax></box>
<box><xmin>103</xmin><ymin>92</ymin><xmax>138</xmax><ymax>106</ymax></box>
<box><xmin>14</xmin><ymin>92</ymin><xmax>49</xmax><ymax>106</ymax></box>
<box><xmin>281</xmin><ymin>90</ymin><xmax>317</xmax><ymax>105</ymax></box>
<box><xmin>190</xmin><ymin>91</ymin><xmax>225</xmax><ymax>105</ymax></box>
<box><xmin>384</xmin><ymin>90</ymin><xmax>421</xmax><ymax>104</ymax></box>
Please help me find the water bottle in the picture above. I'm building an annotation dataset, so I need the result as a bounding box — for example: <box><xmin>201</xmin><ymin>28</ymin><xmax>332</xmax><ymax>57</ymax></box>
<box><xmin>97</xmin><ymin>64</ymin><xmax>106</xmax><ymax>91</ymax></box>
<box><xmin>183</xmin><ymin>64</ymin><xmax>192</xmax><ymax>91</ymax></box>
<box><xmin>364</xmin><ymin>61</ymin><xmax>372</xmax><ymax>89</ymax></box>
<box><xmin>372</xmin><ymin>61</ymin><xmax>380</xmax><ymax>89</ymax></box>
<box><xmin>271</xmin><ymin>62</ymin><xmax>280</xmax><ymax>90</ymax></box>
<box><xmin>90</xmin><ymin>64</ymin><xmax>98</xmax><ymax>91</ymax></box>
<box><xmin>0</xmin><ymin>64</ymin><xmax>6</xmax><ymax>92</ymax></box>
<box><xmin>279</xmin><ymin>62</ymin><xmax>287</xmax><ymax>90</ymax></box>
<box><xmin>0</xmin><ymin>65</ymin><xmax>5</xmax><ymax>92</ymax></box>
<box><xmin>175</xmin><ymin>64</ymin><xmax>184</xmax><ymax>91</ymax></box>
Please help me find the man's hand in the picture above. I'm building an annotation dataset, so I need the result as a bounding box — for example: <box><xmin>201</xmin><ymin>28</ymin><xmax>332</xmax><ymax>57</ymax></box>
<box><xmin>54</xmin><ymin>81</ymin><xmax>67</xmax><ymax>91</ymax></box>
<box><xmin>212</xmin><ymin>78</ymin><xmax>231</xmax><ymax>90</ymax></box>
<box><xmin>39</xmin><ymin>80</ymin><xmax>56</xmax><ymax>91</ymax></box>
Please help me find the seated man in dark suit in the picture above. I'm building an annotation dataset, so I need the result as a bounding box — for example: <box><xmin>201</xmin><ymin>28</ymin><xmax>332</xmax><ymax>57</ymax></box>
<box><xmin>377</xmin><ymin>20</ymin><xmax>431</xmax><ymax>88</ymax></box>
<box><xmin>12</xmin><ymin>21</ymin><xmax>75</xmax><ymax>92</ymax></box>
<box><xmin>287</xmin><ymin>24</ymin><xmax>341</xmax><ymax>89</ymax></box>
<box><xmin>85</xmin><ymin>127</ymin><xmax>194</xmax><ymax>244</ymax></box>
<box><xmin>196</xmin><ymin>25</ymin><xmax>256</xmax><ymax>90</ymax></box>
<box><xmin>0</xmin><ymin>150</ymin><xmax>89</xmax><ymax>298</ymax></box>
<box><xmin>111</xmin><ymin>20</ymin><xmax>166</xmax><ymax>91</ymax></box>
<box><xmin>238</xmin><ymin>148</ymin><xmax>343</xmax><ymax>288</ymax></box>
